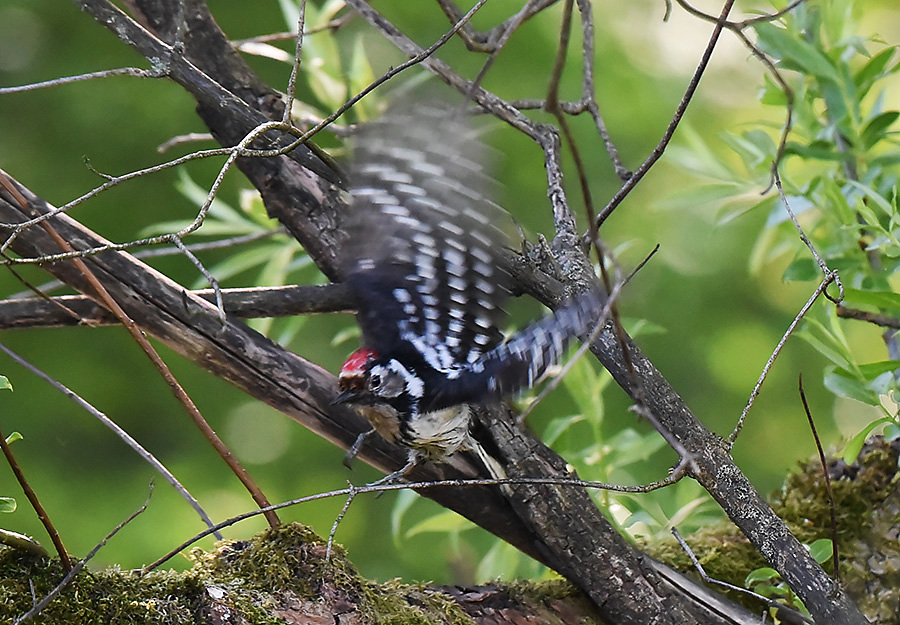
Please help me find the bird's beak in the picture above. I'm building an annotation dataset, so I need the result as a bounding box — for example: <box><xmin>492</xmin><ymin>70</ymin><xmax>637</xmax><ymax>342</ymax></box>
<box><xmin>331</xmin><ymin>389</ymin><xmax>360</xmax><ymax>406</ymax></box>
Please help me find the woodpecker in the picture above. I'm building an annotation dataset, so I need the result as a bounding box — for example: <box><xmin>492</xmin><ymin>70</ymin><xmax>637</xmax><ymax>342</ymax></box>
<box><xmin>333</xmin><ymin>101</ymin><xmax>604</xmax><ymax>477</ymax></box>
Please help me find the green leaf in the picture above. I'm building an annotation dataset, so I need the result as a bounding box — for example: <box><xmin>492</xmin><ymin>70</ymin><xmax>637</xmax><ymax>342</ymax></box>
<box><xmin>176</xmin><ymin>171</ymin><xmax>248</xmax><ymax>229</ymax></box>
<box><xmin>4</xmin><ymin>431</ymin><xmax>22</xmax><ymax>445</ymax></box>
<box><xmin>807</xmin><ymin>538</ymin><xmax>834</xmax><ymax>564</ymax></box>
<box><xmin>871</xmin><ymin>151</ymin><xmax>900</xmax><ymax>168</ymax></box>
<box><xmin>855</xmin><ymin>46</ymin><xmax>899</xmax><ymax>95</ymax></box>
<box><xmin>330</xmin><ymin>325</ymin><xmax>360</xmax><ymax>347</ymax></box>
<box><xmin>192</xmin><ymin>243</ymin><xmax>299</xmax><ymax>288</ymax></box>
<box><xmin>277</xmin><ymin>0</ymin><xmax>299</xmax><ymax>30</ymax></box>
<box><xmin>347</xmin><ymin>38</ymin><xmax>379</xmax><ymax>122</ymax></box>
<box><xmin>561</xmin><ymin>357</ymin><xmax>607</xmax><ymax>423</ymax></box>
<box><xmin>784</xmin><ymin>141</ymin><xmax>854</xmax><ymax>162</ymax></box>
<box><xmin>798</xmin><ymin>314</ymin><xmax>854</xmax><ymax>369</ymax></box>
<box><xmin>782</xmin><ymin>257</ymin><xmax>820</xmax><ymax>282</ymax></box>
<box><xmin>623</xmin><ymin>318</ymin><xmax>667</xmax><ymax>338</ymax></box>
<box><xmin>543</xmin><ymin>414</ymin><xmax>585</xmax><ymax>447</ymax></box>
<box><xmin>390</xmin><ymin>489</ymin><xmax>418</xmax><ymax>546</ymax></box>
<box><xmin>759</xmin><ymin>73</ymin><xmax>788</xmax><ymax>106</ymax></box>
<box><xmin>843</xmin><ymin>417</ymin><xmax>894</xmax><ymax>463</ymax></box>
<box><xmin>856</xmin><ymin>360</ymin><xmax>900</xmax><ymax>382</ymax></box>
<box><xmin>824</xmin><ymin>367</ymin><xmax>879</xmax><ymax>405</ymax></box>
<box><xmin>767</xmin><ymin>195</ymin><xmax>816</xmax><ymax>228</ymax></box>
<box><xmin>0</xmin><ymin>375</ymin><xmax>10</xmax><ymax>391</ymax></box>
<box><xmin>604</xmin><ymin>429</ymin><xmax>667</xmax><ymax>467</ymax></box>
<box><xmin>0</xmin><ymin>497</ymin><xmax>16</xmax><ymax>513</ymax></box>
<box><xmin>404</xmin><ymin>509</ymin><xmax>472</xmax><ymax>538</ymax></box>
<box><xmin>316</xmin><ymin>0</ymin><xmax>348</xmax><ymax>26</ymax></box>
<box><xmin>746</xmin><ymin>567</ymin><xmax>780</xmax><ymax>585</ymax></box>
<box><xmin>821</xmin><ymin>0</ymin><xmax>852</xmax><ymax>47</ymax></box>
<box><xmin>720</xmin><ymin>129</ymin><xmax>776</xmax><ymax>169</ymax></box>
<box><xmin>821</xmin><ymin>81</ymin><xmax>851</xmax><ymax>131</ymax></box>
<box><xmin>842</xmin><ymin>288</ymin><xmax>900</xmax><ymax>314</ymax></box>
<box><xmin>884</xmin><ymin>422</ymin><xmax>900</xmax><ymax>442</ymax></box>
<box><xmin>861</xmin><ymin>111</ymin><xmax>899</xmax><ymax>150</ymax></box>
<box><xmin>847</xmin><ymin>180</ymin><xmax>894</xmax><ymax>216</ymax></box>
<box><xmin>754</xmin><ymin>22</ymin><xmax>839</xmax><ymax>83</ymax></box>
<box><xmin>477</xmin><ymin>540</ymin><xmax>523</xmax><ymax>582</ymax></box>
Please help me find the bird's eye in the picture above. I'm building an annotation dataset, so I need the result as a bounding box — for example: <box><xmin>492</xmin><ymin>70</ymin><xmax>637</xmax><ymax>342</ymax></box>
<box><xmin>368</xmin><ymin>373</ymin><xmax>382</xmax><ymax>391</ymax></box>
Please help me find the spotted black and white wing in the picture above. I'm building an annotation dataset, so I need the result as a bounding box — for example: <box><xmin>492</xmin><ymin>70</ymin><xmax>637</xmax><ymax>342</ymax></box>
<box><xmin>420</xmin><ymin>288</ymin><xmax>605</xmax><ymax>412</ymax></box>
<box><xmin>341</xmin><ymin>101</ymin><xmax>516</xmax><ymax>373</ymax></box>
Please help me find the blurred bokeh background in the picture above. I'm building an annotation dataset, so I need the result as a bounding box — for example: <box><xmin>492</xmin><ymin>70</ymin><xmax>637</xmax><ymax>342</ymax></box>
<box><xmin>0</xmin><ymin>0</ymin><xmax>898</xmax><ymax>584</ymax></box>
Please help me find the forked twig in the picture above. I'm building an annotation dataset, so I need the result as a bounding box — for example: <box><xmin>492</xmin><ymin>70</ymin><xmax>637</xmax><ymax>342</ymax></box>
<box><xmin>12</xmin><ymin>486</ymin><xmax>153</xmax><ymax>625</ymax></box>
<box><xmin>594</xmin><ymin>0</ymin><xmax>738</xmax><ymax>229</ymax></box>
<box><xmin>146</xmin><ymin>470</ymin><xmax>690</xmax><ymax>573</ymax></box>
<box><xmin>1</xmin><ymin>173</ymin><xmax>280</xmax><ymax>528</ymax></box>
<box><xmin>671</xmin><ymin>527</ymin><xmax>814</xmax><ymax>625</ymax></box>
<box><xmin>729</xmin><ymin>170</ymin><xmax>842</xmax><ymax>442</ymax></box>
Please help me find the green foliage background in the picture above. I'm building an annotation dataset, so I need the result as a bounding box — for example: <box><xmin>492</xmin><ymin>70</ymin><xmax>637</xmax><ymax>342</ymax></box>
<box><xmin>0</xmin><ymin>0</ymin><xmax>898</xmax><ymax>585</ymax></box>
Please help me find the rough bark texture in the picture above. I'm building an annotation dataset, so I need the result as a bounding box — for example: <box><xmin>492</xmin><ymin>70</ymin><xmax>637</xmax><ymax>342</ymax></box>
<box><xmin>0</xmin><ymin>0</ymin><xmax>873</xmax><ymax>623</ymax></box>
<box><xmin>0</xmin><ymin>523</ymin><xmax>606</xmax><ymax>625</ymax></box>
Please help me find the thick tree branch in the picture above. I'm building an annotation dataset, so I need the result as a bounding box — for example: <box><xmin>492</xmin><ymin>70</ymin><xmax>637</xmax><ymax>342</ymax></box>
<box><xmin>1</xmin><ymin>168</ymin><xmax>746</xmax><ymax>624</ymax></box>
<box><xmin>0</xmin><ymin>284</ymin><xmax>353</xmax><ymax>329</ymax></box>
<box><xmin>0</xmin><ymin>170</ymin><xmax>547</xmax><ymax>566</ymax></box>
<box><xmin>44</xmin><ymin>1</ymin><xmax>869</xmax><ymax>624</ymax></box>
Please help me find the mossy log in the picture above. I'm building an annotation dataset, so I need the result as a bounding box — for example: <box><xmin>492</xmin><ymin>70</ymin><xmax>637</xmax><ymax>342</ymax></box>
<box><xmin>2</xmin><ymin>437</ymin><xmax>898</xmax><ymax>624</ymax></box>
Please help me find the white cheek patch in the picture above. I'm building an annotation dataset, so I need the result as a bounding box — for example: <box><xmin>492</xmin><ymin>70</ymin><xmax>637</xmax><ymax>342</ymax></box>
<box><xmin>386</xmin><ymin>359</ymin><xmax>423</xmax><ymax>398</ymax></box>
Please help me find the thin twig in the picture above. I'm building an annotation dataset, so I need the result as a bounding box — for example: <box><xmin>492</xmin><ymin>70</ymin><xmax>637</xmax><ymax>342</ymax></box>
<box><xmin>836</xmin><ymin>305</ymin><xmax>900</xmax><ymax>329</ymax></box>
<box><xmin>0</xmin><ymin>423</ymin><xmax>71</xmax><ymax>571</ymax></box>
<box><xmin>434</xmin><ymin>0</ymin><xmax>558</xmax><ymax>53</ymax></box>
<box><xmin>145</xmin><ymin>470</ymin><xmax>687</xmax><ymax>573</ymax></box>
<box><xmin>674</xmin><ymin>0</ymin><xmax>807</xmax><ymax>30</ymax></box>
<box><xmin>594</xmin><ymin>0</ymin><xmax>737</xmax><ymax>229</ymax></box>
<box><xmin>545</xmin><ymin>0</ymin><xmax>601</xmax><ymax>237</ymax></box>
<box><xmin>729</xmin><ymin>274</ymin><xmax>835</xmax><ymax>443</ymax></box>
<box><xmin>671</xmin><ymin>0</ymin><xmax>799</xmax><ymax>182</ymax></box>
<box><xmin>13</xmin><ymin>485</ymin><xmax>153</xmax><ymax>625</ymax></box>
<box><xmin>574</xmin><ymin>0</ymin><xmax>630</xmax><ymax>181</ymax></box>
<box><xmin>774</xmin><ymin>170</ymin><xmax>838</xmax><ymax>286</ymax></box>
<box><xmin>544</xmin><ymin>0</ymin><xmax>573</xmax><ymax>114</ymax></box>
<box><xmin>3</xmin><ymin>179</ymin><xmax>281</xmax><ymax>528</ymax></box>
<box><xmin>169</xmin><ymin>235</ymin><xmax>226</xmax><ymax>326</ymax></box>
<box><xmin>73</xmin><ymin>0</ymin><xmax>340</xmax><ymax>184</ymax></box>
<box><xmin>3</xmin><ymin>229</ymin><xmax>283</xmax><ymax>302</ymax></box>
<box><xmin>283</xmin><ymin>0</ymin><xmax>307</xmax><ymax>124</ymax></box>
<box><xmin>0</xmin><ymin>341</ymin><xmax>223</xmax><ymax>539</ymax></box>
<box><xmin>2</xmin><ymin>0</ymin><xmax>491</xmax><ymax>269</ymax></box>
<box><xmin>326</xmin><ymin>483</ymin><xmax>359</xmax><ymax>561</ymax></box>
<box><xmin>156</xmin><ymin>132</ymin><xmax>215</xmax><ymax>152</ymax></box>
<box><xmin>671</xmin><ymin>527</ymin><xmax>815</xmax><ymax>625</ymax></box>
<box><xmin>729</xmin><ymin>172</ymin><xmax>841</xmax><ymax>442</ymax></box>
<box><xmin>466</xmin><ymin>0</ymin><xmax>545</xmax><ymax>98</ymax></box>
<box><xmin>0</xmin><ymin>118</ymin><xmax>298</xmax><ymax>266</ymax></box>
<box><xmin>231</xmin><ymin>10</ymin><xmax>355</xmax><ymax>45</ymax></box>
<box><xmin>798</xmin><ymin>375</ymin><xmax>840</xmax><ymax>584</ymax></box>
<box><xmin>0</xmin><ymin>282</ymin><xmax>353</xmax><ymax>329</ymax></box>
<box><xmin>0</xmin><ymin>146</ymin><xmax>235</xmax><ymax>254</ymax></box>
<box><xmin>0</xmin><ymin>67</ymin><xmax>158</xmax><ymax>94</ymax></box>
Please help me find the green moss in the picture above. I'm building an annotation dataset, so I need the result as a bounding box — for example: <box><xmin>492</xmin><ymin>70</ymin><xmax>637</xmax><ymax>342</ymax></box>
<box><xmin>0</xmin><ymin>547</ymin><xmax>202</xmax><ymax>624</ymax></box>
<box><xmin>0</xmin><ymin>522</ymin><xmax>479</xmax><ymax>624</ymax></box>
<box><xmin>3</xmin><ymin>440</ymin><xmax>894</xmax><ymax>624</ymax></box>
<box><xmin>359</xmin><ymin>580</ymin><xmax>475</xmax><ymax>624</ymax></box>
<box><xmin>642</xmin><ymin>437</ymin><xmax>900</xmax><ymax>622</ymax></box>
